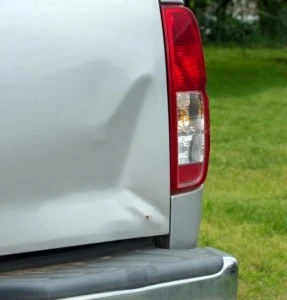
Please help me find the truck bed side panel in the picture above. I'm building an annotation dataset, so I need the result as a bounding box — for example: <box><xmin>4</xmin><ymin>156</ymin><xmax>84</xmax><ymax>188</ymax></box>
<box><xmin>0</xmin><ymin>0</ymin><xmax>170</xmax><ymax>255</ymax></box>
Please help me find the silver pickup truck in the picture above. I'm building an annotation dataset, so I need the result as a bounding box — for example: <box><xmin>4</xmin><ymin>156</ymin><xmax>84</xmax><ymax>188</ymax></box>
<box><xmin>0</xmin><ymin>0</ymin><xmax>238</xmax><ymax>299</ymax></box>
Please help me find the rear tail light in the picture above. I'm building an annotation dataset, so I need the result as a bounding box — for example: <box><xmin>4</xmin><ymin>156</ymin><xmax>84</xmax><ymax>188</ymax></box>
<box><xmin>161</xmin><ymin>5</ymin><xmax>210</xmax><ymax>194</ymax></box>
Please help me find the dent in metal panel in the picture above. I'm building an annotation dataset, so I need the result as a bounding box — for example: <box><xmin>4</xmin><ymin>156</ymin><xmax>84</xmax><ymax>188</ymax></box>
<box><xmin>169</xmin><ymin>187</ymin><xmax>203</xmax><ymax>249</ymax></box>
<box><xmin>0</xmin><ymin>0</ymin><xmax>170</xmax><ymax>255</ymax></box>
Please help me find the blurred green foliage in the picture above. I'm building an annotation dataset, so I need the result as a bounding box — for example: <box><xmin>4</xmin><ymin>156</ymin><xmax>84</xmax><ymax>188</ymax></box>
<box><xmin>186</xmin><ymin>0</ymin><xmax>287</xmax><ymax>46</ymax></box>
<box><xmin>200</xmin><ymin>47</ymin><xmax>287</xmax><ymax>299</ymax></box>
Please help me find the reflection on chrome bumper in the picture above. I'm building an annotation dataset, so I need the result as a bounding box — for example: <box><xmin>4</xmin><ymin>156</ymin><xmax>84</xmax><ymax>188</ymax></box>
<box><xmin>63</xmin><ymin>249</ymin><xmax>238</xmax><ymax>300</ymax></box>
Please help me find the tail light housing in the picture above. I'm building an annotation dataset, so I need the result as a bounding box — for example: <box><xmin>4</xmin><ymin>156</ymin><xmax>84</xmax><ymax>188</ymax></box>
<box><xmin>161</xmin><ymin>5</ymin><xmax>210</xmax><ymax>194</ymax></box>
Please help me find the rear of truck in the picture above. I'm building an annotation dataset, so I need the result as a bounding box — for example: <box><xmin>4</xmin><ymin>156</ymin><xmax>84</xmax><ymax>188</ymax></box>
<box><xmin>0</xmin><ymin>0</ymin><xmax>238</xmax><ymax>299</ymax></box>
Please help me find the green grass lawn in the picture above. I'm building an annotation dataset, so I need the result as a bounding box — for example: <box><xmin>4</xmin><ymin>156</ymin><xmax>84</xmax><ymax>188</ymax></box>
<box><xmin>200</xmin><ymin>47</ymin><xmax>287</xmax><ymax>299</ymax></box>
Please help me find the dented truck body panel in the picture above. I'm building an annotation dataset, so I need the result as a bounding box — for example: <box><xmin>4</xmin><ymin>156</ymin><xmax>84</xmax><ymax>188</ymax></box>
<box><xmin>0</xmin><ymin>1</ymin><xmax>239</xmax><ymax>298</ymax></box>
<box><xmin>0</xmin><ymin>0</ymin><xmax>170</xmax><ymax>255</ymax></box>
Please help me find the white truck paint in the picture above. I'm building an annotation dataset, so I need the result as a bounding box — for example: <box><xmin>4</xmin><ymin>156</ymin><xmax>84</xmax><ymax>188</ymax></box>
<box><xmin>0</xmin><ymin>0</ymin><xmax>170</xmax><ymax>255</ymax></box>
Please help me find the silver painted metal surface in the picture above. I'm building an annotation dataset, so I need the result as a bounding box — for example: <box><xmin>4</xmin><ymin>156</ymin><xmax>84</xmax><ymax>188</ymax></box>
<box><xmin>160</xmin><ymin>0</ymin><xmax>184</xmax><ymax>3</ymax></box>
<box><xmin>169</xmin><ymin>187</ymin><xmax>203</xmax><ymax>249</ymax></box>
<box><xmin>0</xmin><ymin>0</ymin><xmax>170</xmax><ymax>255</ymax></box>
<box><xmin>61</xmin><ymin>251</ymin><xmax>238</xmax><ymax>300</ymax></box>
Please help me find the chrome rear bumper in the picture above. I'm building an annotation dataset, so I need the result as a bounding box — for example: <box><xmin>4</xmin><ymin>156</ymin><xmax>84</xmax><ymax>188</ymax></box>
<box><xmin>63</xmin><ymin>248</ymin><xmax>238</xmax><ymax>300</ymax></box>
<box><xmin>0</xmin><ymin>247</ymin><xmax>238</xmax><ymax>300</ymax></box>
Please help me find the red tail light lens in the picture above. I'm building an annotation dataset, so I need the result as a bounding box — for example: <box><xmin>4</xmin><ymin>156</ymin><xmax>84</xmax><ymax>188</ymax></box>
<box><xmin>161</xmin><ymin>5</ymin><xmax>210</xmax><ymax>194</ymax></box>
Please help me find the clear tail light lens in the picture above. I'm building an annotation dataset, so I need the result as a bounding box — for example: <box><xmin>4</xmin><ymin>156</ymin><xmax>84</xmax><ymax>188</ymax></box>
<box><xmin>161</xmin><ymin>5</ymin><xmax>210</xmax><ymax>194</ymax></box>
<box><xmin>177</xmin><ymin>92</ymin><xmax>205</xmax><ymax>165</ymax></box>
